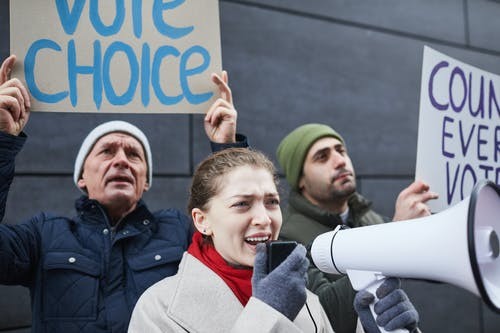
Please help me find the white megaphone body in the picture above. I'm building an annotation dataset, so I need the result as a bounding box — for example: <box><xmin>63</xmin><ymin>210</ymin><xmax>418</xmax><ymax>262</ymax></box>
<box><xmin>311</xmin><ymin>180</ymin><xmax>500</xmax><ymax>333</ymax></box>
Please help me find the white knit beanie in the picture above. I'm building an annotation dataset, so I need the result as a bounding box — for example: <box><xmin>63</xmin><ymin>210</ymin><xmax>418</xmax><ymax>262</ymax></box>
<box><xmin>73</xmin><ymin>120</ymin><xmax>153</xmax><ymax>193</ymax></box>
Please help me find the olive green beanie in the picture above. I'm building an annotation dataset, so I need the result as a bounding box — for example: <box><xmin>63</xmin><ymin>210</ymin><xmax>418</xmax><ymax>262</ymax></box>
<box><xmin>276</xmin><ymin>124</ymin><xmax>344</xmax><ymax>191</ymax></box>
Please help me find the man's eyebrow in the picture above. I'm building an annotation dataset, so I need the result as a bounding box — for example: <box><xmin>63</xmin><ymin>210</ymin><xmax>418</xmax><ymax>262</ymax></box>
<box><xmin>312</xmin><ymin>147</ymin><xmax>330</xmax><ymax>159</ymax></box>
<box><xmin>94</xmin><ymin>141</ymin><xmax>113</xmax><ymax>149</ymax></box>
<box><xmin>125</xmin><ymin>142</ymin><xmax>143</xmax><ymax>150</ymax></box>
<box><xmin>334</xmin><ymin>143</ymin><xmax>345</xmax><ymax>150</ymax></box>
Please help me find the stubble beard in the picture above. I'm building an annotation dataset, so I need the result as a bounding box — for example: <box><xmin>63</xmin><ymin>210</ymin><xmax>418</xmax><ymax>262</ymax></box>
<box><xmin>329</xmin><ymin>178</ymin><xmax>356</xmax><ymax>202</ymax></box>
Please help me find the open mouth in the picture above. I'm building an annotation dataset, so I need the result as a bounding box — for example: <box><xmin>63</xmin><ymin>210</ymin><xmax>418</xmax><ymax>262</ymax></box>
<box><xmin>107</xmin><ymin>175</ymin><xmax>133</xmax><ymax>185</ymax></box>
<box><xmin>244</xmin><ymin>236</ymin><xmax>270</xmax><ymax>246</ymax></box>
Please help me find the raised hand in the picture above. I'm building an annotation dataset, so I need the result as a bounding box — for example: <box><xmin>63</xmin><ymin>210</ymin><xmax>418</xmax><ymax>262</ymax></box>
<box><xmin>392</xmin><ymin>180</ymin><xmax>438</xmax><ymax>221</ymax></box>
<box><xmin>0</xmin><ymin>55</ymin><xmax>31</xmax><ymax>136</ymax></box>
<box><xmin>204</xmin><ymin>70</ymin><xmax>237</xmax><ymax>143</ymax></box>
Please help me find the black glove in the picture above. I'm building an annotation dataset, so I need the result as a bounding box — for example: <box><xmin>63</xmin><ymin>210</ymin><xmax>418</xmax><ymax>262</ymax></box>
<box><xmin>354</xmin><ymin>277</ymin><xmax>419</xmax><ymax>333</ymax></box>
<box><xmin>252</xmin><ymin>242</ymin><xmax>309</xmax><ymax>321</ymax></box>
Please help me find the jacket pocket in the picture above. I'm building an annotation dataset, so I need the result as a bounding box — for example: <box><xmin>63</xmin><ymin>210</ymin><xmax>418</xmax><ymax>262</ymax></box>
<box><xmin>42</xmin><ymin>251</ymin><xmax>100</xmax><ymax>321</ymax></box>
<box><xmin>128</xmin><ymin>247</ymin><xmax>183</xmax><ymax>294</ymax></box>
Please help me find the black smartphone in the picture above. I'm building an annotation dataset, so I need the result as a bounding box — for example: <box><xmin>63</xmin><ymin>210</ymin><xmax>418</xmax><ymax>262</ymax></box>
<box><xmin>267</xmin><ymin>241</ymin><xmax>298</xmax><ymax>272</ymax></box>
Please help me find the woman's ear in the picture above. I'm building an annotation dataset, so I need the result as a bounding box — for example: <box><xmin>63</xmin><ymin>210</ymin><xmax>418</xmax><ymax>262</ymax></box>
<box><xmin>192</xmin><ymin>208</ymin><xmax>212</xmax><ymax>235</ymax></box>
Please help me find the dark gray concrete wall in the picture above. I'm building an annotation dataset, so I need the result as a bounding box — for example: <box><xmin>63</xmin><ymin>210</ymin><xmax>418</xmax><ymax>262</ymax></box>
<box><xmin>1</xmin><ymin>0</ymin><xmax>500</xmax><ymax>332</ymax></box>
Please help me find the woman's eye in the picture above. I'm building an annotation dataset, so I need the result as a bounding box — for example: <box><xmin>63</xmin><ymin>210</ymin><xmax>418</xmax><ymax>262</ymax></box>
<box><xmin>232</xmin><ymin>201</ymin><xmax>249</xmax><ymax>208</ymax></box>
<box><xmin>267</xmin><ymin>199</ymin><xmax>280</xmax><ymax>206</ymax></box>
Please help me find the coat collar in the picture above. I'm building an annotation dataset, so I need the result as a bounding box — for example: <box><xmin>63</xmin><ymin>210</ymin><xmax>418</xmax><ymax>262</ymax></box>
<box><xmin>74</xmin><ymin>195</ymin><xmax>155</xmax><ymax>231</ymax></box>
<box><xmin>167</xmin><ymin>253</ymin><xmax>244</xmax><ymax>333</ymax></box>
<box><xmin>288</xmin><ymin>190</ymin><xmax>373</xmax><ymax>227</ymax></box>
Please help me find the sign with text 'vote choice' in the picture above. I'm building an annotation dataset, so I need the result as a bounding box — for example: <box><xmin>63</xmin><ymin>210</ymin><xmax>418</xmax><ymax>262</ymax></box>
<box><xmin>416</xmin><ymin>46</ymin><xmax>500</xmax><ymax>212</ymax></box>
<box><xmin>10</xmin><ymin>0</ymin><xmax>222</xmax><ymax>113</ymax></box>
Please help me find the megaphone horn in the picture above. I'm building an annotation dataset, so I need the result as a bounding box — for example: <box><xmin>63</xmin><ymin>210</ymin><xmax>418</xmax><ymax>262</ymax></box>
<box><xmin>311</xmin><ymin>180</ymin><xmax>500</xmax><ymax>331</ymax></box>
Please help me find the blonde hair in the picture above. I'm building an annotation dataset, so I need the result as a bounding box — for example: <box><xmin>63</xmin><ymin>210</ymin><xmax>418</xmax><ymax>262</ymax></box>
<box><xmin>188</xmin><ymin>148</ymin><xmax>278</xmax><ymax>213</ymax></box>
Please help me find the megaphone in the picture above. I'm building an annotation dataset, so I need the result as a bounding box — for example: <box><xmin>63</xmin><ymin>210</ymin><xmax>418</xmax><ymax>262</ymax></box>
<box><xmin>311</xmin><ymin>180</ymin><xmax>500</xmax><ymax>333</ymax></box>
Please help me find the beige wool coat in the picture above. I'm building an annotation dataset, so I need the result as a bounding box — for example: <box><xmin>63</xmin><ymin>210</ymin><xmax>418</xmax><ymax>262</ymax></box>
<box><xmin>129</xmin><ymin>252</ymin><xmax>343</xmax><ymax>333</ymax></box>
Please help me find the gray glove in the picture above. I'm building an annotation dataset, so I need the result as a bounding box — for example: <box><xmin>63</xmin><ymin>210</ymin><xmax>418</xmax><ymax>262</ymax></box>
<box><xmin>252</xmin><ymin>242</ymin><xmax>309</xmax><ymax>321</ymax></box>
<box><xmin>354</xmin><ymin>278</ymin><xmax>419</xmax><ymax>333</ymax></box>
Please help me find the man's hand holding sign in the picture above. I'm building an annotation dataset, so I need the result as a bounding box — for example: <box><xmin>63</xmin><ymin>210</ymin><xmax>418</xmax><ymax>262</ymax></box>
<box><xmin>204</xmin><ymin>71</ymin><xmax>237</xmax><ymax>143</ymax></box>
<box><xmin>0</xmin><ymin>55</ymin><xmax>30</xmax><ymax>136</ymax></box>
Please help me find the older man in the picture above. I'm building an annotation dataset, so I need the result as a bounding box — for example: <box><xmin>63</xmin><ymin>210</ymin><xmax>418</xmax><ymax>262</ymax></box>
<box><xmin>0</xmin><ymin>55</ymin><xmax>245</xmax><ymax>333</ymax></box>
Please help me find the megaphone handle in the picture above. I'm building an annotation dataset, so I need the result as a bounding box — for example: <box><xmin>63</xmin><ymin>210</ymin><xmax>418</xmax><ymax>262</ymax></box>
<box><xmin>365</xmin><ymin>281</ymin><xmax>408</xmax><ymax>333</ymax></box>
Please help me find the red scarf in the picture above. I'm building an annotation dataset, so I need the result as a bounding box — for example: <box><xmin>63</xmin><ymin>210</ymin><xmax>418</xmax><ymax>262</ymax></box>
<box><xmin>187</xmin><ymin>232</ymin><xmax>253</xmax><ymax>305</ymax></box>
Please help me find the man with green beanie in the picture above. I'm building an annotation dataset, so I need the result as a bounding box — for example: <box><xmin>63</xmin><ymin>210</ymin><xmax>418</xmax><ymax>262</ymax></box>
<box><xmin>276</xmin><ymin>123</ymin><xmax>438</xmax><ymax>333</ymax></box>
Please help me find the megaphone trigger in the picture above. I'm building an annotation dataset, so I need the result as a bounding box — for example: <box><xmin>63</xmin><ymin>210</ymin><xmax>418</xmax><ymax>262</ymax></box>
<box><xmin>347</xmin><ymin>270</ymin><xmax>409</xmax><ymax>333</ymax></box>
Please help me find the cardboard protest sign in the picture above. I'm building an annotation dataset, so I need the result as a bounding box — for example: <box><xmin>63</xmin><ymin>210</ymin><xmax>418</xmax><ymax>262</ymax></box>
<box><xmin>10</xmin><ymin>0</ymin><xmax>222</xmax><ymax>113</ymax></box>
<box><xmin>415</xmin><ymin>46</ymin><xmax>500</xmax><ymax>212</ymax></box>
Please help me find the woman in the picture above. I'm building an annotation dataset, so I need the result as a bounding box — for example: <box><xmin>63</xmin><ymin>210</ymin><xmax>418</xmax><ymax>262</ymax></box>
<box><xmin>129</xmin><ymin>148</ymin><xmax>419</xmax><ymax>332</ymax></box>
<box><xmin>129</xmin><ymin>148</ymin><xmax>334</xmax><ymax>332</ymax></box>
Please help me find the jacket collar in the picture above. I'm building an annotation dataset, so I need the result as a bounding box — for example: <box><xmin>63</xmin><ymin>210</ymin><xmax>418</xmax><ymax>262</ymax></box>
<box><xmin>74</xmin><ymin>195</ymin><xmax>155</xmax><ymax>231</ymax></box>
<box><xmin>288</xmin><ymin>190</ymin><xmax>373</xmax><ymax>228</ymax></box>
<box><xmin>167</xmin><ymin>253</ymin><xmax>244</xmax><ymax>332</ymax></box>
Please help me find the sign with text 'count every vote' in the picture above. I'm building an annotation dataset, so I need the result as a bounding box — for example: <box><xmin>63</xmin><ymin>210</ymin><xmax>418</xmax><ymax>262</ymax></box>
<box><xmin>416</xmin><ymin>46</ymin><xmax>500</xmax><ymax>212</ymax></box>
<box><xmin>10</xmin><ymin>0</ymin><xmax>222</xmax><ymax>113</ymax></box>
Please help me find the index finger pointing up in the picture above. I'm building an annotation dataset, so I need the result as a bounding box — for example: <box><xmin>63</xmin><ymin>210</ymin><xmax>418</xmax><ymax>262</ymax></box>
<box><xmin>0</xmin><ymin>55</ymin><xmax>17</xmax><ymax>85</ymax></box>
<box><xmin>211</xmin><ymin>71</ymin><xmax>232</xmax><ymax>105</ymax></box>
